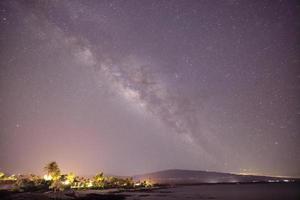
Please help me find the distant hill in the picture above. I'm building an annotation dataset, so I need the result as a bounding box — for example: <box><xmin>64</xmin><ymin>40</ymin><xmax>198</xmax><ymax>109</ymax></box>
<box><xmin>133</xmin><ymin>169</ymin><xmax>297</xmax><ymax>184</ymax></box>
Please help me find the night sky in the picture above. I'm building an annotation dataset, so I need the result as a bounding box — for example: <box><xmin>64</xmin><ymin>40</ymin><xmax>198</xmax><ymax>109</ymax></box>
<box><xmin>0</xmin><ymin>0</ymin><xmax>299</xmax><ymax>177</ymax></box>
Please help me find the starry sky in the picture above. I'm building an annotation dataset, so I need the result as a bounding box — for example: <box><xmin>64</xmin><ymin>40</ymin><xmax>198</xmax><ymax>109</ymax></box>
<box><xmin>0</xmin><ymin>0</ymin><xmax>299</xmax><ymax>177</ymax></box>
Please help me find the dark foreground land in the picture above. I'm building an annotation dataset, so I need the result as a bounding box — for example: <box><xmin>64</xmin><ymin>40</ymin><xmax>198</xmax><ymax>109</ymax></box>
<box><xmin>1</xmin><ymin>183</ymin><xmax>300</xmax><ymax>200</ymax></box>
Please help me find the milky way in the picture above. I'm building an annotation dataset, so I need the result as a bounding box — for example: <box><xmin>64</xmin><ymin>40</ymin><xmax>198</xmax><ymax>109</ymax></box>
<box><xmin>0</xmin><ymin>0</ymin><xmax>299</xmax><ymax>177</ymax></box>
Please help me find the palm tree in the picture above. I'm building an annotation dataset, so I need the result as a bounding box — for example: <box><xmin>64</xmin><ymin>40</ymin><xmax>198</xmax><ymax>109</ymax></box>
<box><xmin>93</xmin><ymin>172</ymin><xmax>105</xmax><ymax>188</ymax></box>
<box><xmin>44</xmin><ymin>161</ymin><xmax>61</xmax><ymax>180</ymax></box>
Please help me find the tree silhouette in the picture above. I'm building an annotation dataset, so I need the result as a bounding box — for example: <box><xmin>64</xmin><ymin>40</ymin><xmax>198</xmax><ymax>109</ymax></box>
<box><xmin>44</xmin><ymin>161</ymin><xmax>61</xmax><ymax>179</ymax></box>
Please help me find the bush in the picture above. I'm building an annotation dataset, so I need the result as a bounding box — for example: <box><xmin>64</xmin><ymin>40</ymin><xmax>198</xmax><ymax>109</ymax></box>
<box><xmin>14</xmin><ymin>175</ymin><xmax>49</xmax><ymax>192</ymax></box>
<box><xmin>0</xmin><ymin>172</ymin><xmax>5</xmax><ymax>179</ymax></box>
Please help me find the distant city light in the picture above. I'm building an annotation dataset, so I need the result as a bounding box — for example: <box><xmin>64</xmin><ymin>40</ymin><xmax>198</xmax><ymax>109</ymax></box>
<box><xmin>43</xmin><ymin>174</ymin><xmax>52</xmax><ymax>181</ymax></box>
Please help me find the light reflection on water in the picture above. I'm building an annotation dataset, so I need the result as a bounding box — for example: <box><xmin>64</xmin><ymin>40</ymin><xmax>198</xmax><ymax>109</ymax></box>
<box><xmin>126</xmin><ymin>183</ymin><xmax>300</xmax><ymax>200</ymax></box>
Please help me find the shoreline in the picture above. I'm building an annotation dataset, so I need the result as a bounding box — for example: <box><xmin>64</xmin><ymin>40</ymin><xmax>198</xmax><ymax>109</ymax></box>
<box><xmin>1</xmin><ymin>182</ymin><xmax>299</xmax><ymax>200</ymax></box>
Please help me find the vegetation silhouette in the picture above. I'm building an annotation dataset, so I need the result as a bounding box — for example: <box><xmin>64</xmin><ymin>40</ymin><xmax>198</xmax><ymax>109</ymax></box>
<box><xmin>0</xmin><ymin>161</ymin><xmax>153</xmax><ymax>192</ymax></box>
